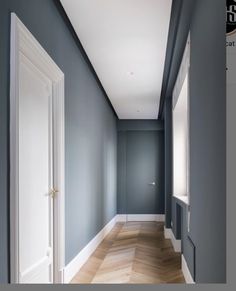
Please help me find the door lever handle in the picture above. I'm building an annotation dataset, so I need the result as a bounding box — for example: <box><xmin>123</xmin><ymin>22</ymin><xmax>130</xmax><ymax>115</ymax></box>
<box><xmin>49</xmin><ymin>188</ymin><xmax>59</xmax><ymax>198</ymax></box>
<box><xmin>148</xmin><ymin>182</ymin><xmax>156</xmax><ymax>186</ymax></box>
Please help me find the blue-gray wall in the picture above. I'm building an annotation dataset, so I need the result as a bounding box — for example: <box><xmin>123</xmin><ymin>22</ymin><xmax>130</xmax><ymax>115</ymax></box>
<box><xmin>117</xmin><ymin>120</ymin><xmax>164</xmax><ymax>131</ymax></box>
<box><xmin>188</xmin><ymin>0</ymin><xmax>226</xmax><ymax>282</ymax></box>
<box><xmin>0</xmin><ymin>0</ymin><xmax>117</xmax><ymax>282</ymax></box>
<box><xmin>163</xmin><ymin>0</ymin><xmax>226</xmax><ymax>283</ymax></box>
<box><xmin>117</xmin><ymin>120</ymin><xmax>164</xmax><ymax>214</ymax></box>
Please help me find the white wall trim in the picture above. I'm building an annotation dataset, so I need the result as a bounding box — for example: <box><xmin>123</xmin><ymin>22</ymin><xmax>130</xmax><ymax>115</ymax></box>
<box><xmin>170</xmin><ymin>229</ymin><xmax>181</xmax><ymax>252</ymax></box>
<box><xmin>63</xmin><ymin>216</ymin><xmax>117</xmax><ymax>283</ymax></box>
<box><xmin>164</xmin><ymin>228</ymin><xmax>181</xmax><ymax>252</ymax></box>
<box><xmin>164</xmin><ymin>227</ymin><xmax>172</xmax><ymax>239</ymax></box>
<box><xmin>116</xmin><ymin>214</ymin><xmax>127</xmax><ymax>222</ymax></box>
<box><xmin>182</xmin><ymin>255</ymin><xmax>195</xmax><ymax>284</ymax></box>
<box><xmin>10</xmin><ymin>13</ymin><xmax>65</xmax><ymax>283</ymax></box>
<box><xmin>116</xmin><ymin>214</ymin><xmax>165</xmax><ymax>222</ymax></box>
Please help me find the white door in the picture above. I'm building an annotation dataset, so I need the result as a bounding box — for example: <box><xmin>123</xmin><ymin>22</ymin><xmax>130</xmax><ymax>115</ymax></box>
<box><xmin>18</xmin><ymin>53</ymin><xmax>54</xmax><ymax>284</ymax></box>
<box><xmin>11</xmin><ymin>14</ymin><xmax>65</xmax><ymax>284</ymax></box>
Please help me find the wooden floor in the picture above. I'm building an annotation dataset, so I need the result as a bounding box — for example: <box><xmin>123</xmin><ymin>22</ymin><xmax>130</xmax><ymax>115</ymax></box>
<box><xmin>71</xmin><ymin>222</ymin><xmax>185</xmax><ymax>284</ymax></box>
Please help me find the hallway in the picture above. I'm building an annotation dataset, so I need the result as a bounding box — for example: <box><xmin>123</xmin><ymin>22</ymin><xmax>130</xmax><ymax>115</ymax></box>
<box><xmin>71</xmin><ymin>222</ymin><xmax>185</xmax><ymax>284</ymax></box>
<box><xmin>0</xmin><ymin>0</ymin><xmax>226</xmax><ymax>285</ymax></box>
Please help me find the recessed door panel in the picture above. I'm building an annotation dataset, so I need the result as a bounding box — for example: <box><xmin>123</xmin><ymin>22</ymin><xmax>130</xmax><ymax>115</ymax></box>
<box><xmin>19</xmin><ymin>53</ymin><xmax>53</xmax><ymax>283</ymax></box>
<box><xmin>126</xmin><ymin>131</ymin><xmax>164</xmax><ymax>215</ymax></box>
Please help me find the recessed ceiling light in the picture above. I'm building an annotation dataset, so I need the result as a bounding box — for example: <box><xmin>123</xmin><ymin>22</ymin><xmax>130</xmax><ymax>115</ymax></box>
<box><xmin>127</xmin><ymin>71</ymin><xmax>134</xmax><ymax>76</ymax></box>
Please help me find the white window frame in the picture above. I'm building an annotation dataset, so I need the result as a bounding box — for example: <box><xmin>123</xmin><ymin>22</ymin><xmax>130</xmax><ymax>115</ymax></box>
<box><xmin>172</xmin><ymin>34</ymin><xmax>190</xmax><ymax>206</ymax></box>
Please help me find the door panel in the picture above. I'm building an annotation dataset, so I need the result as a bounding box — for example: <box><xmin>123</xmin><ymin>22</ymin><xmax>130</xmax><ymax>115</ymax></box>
<box><xmin>19</xmin><ymin>53</ymin><xmax>53</xmax><ymax>283</ymax></box>
<box><xmin>126</xmin><ymin>131</ymin><xmax>164</xmax><ymax>214</ymax></box>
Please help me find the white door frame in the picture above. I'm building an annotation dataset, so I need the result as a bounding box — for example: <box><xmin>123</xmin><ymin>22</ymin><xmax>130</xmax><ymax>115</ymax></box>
<box><xmin>10</xmin><ymin>13</ymin><xmax>65</xmax><ymax>283</ymax></box>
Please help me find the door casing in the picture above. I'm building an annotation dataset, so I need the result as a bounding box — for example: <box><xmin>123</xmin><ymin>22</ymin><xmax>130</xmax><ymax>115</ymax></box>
<box><xmin>10</xmin><ymin>13</ymin><xmax>65</xmax><ymax>283</ymax></box>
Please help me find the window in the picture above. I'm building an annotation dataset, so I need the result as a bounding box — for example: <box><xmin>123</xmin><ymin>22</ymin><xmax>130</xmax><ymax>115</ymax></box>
<box><xmin>172</xmin><ymin>35</ymin><xmax>190</xmax><ymax>204</ymax></box>
<box><xmin>173</xmin><ymin>74</ymin><xmax>189</xmax><ymax>198</ymax></box>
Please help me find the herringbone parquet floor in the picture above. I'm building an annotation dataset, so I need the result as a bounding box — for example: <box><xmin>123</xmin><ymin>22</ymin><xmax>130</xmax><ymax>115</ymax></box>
<box><xmin>71</xmin><ymin>222</ymin><xmax>185</xmax><ymax>284</ymax></box>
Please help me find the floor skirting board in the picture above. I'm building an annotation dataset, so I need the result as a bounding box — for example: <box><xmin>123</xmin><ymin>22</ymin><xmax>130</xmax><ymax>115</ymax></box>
<box><xmin>63</xmin><ymin>214</ymin><xmax>165</xmax><ymax>283</ymax></box>
<box><xmin>164</xmin><ymin>227</ymin><xmax>181</xmax><ymax>252</ymax></box>
<box><xmin>164</xmin><ymin>229</ymin><xmax>195</xmax><ymax>283</ymax></box>
<box><xmin>116</xmin><ymin>214</ymin><xmax>165</xmax><ymax>222</ymax></box>
<box><xmin>63</xmin><ymin>216</ymin><xmax>117</xmax><ymax>283</ymax></box>
<box><xmin>164</xmin><ymin>228</ymin><xmax>195</xmax><ymax>283</ymax></box>
<box><xmin>181</xmin><ymin>255</ymin><xmax>195</xmax><ymax>284</ymax></box>
<box><xmin>164</xmin><ymin>227</ymin><xmax>172</xmax><ymax>239</ymax></box>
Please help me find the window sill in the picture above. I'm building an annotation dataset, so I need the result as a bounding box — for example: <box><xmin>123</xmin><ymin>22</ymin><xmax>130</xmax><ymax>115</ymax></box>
<box><xmin>173</xmin><ymin>195</ymin><xmax>189</xmax><ymax>205</ymax></box>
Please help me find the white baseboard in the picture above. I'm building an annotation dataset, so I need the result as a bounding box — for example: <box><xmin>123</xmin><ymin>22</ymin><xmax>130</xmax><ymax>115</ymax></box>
<box><xmin>63</xmin><ymin>216</ymin><xmax>117</xmax><ymax>283</ymax></box>
<box><xmin>116</xmin><ymin>214</ymin><xmax>165</xmax><ymax>222</ymax></box>
<box><xmin>182</xmin><ymin>255</ymin><xmax>195</xmax><ymax>284</ymax></box>
<box><xmin>170</xmin><ymin>229</ymin><xmax>181</xmax><ymax>252</ymax></box>
<box><xmin>164</xmin><ymin>227</ymin><xmax>172</xmax><ymax>239</ymax></box>
<box><xmin>165</xmin><ymin>228</ymin><xmax>181</xmax><ymax>252</ymax></box>
<box><xmin>116</xmin><ymin>214</ymin><xmax>127</xmax><ymax>222</ymax></box>
<box><xmin>63</xmin><ymin>214</ymin><xmax>165</xmax><ymax>283</ymax></box>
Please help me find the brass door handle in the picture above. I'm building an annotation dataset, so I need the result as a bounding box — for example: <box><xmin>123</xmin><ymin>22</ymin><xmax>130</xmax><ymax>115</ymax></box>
<box><xmin>49</xmin><ymin>188</ymin><xmax>59</xmax><ymax>198</ymax></box>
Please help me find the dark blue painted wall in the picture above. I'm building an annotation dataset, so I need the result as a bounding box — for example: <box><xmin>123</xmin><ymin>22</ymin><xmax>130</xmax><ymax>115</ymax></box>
<box><xmin>163</xmin><ymin>0</ymin><xmax>226</xmax><ymax>283</ymax></box>
<box><xmin>117</xmin><ymin>121</ymin><xmax>164</xmax><ymax>215</ymax></box>
<box><xmin>0</xmin><ymin>0</ymin><xmax>117</xmax><ymax>282</ymax></box>
<box><xmin>118</xmin><ymin>120</ymin><xmax>164</xmax><ymax>131</ymax></box>
<box><xmin>188</xmin><ymin>0</ymin><xmax>226</xmax><ymax>282</ymax></box>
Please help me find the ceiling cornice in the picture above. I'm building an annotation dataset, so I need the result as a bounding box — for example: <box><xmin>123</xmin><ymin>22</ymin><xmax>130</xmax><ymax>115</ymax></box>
<box><xmin>158</xmin><ymin>0</ymin><xmax>195</xmax><ymax>119</ymax></box>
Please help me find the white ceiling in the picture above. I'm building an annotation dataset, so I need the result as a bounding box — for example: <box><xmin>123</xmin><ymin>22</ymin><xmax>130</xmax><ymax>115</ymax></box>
<box><xmin>60</xmin><ymin>0</ymin><xmax>172</xmax><ymax>119</ymax></box>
